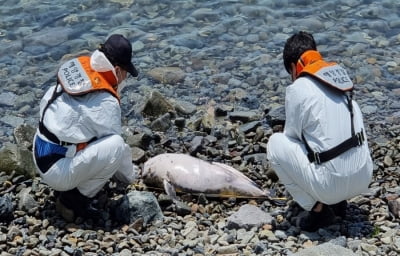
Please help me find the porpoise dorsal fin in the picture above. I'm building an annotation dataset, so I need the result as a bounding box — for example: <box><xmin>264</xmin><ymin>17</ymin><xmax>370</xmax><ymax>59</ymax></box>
<box><xmin>163</xmin><ymin>179</ymin><xmax>178</xmax><ymax>201</ymax></box>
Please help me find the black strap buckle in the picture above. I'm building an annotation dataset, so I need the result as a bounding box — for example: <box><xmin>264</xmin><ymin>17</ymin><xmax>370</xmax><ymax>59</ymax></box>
<box><xmin>60</xmin><ymin>141</ymin><xmax>73</xmax><ymax>147</ymax></box>
<box><xmin>356</xmin><ymin>130</ymin><xmax>364</xmax><ymax>146</ymax></box>
<box><xmin>313</xmin><ymin>152</ymin><xmax>321</xmax><ymax>165</ymax></box>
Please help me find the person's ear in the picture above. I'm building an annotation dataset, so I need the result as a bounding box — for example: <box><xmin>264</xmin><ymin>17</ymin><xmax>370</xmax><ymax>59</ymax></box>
<box><xmin>115</xmin><ymin>66</ymin><xmax>121</xmax><ymax>75</ymax></box>
<box><xmin>290</xmin><ymin>63</ymin><xmax>297</xmax><ymax>81</ymax></box>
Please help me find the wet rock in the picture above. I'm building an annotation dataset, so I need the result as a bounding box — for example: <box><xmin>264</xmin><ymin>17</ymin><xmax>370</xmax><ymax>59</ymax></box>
<box><xmin>25</xmin><ymin>27</ymin><xmax>74</xmax><ymax>47</ymax></box>
<box><xmin>125</xmin><ymin>132</ymin><xmax>152</xmax><ymax>149</ymax></box>
<box><xmin>110</xmin><ymin>0</ymin><xmax>134</xmax><ymax>7</ymax></box>
<box><xmin>215</xmin><ymin>104</ymin><xmax>233</xmax><ymax>117</ymax></box>
<box><xmin>157</xmin><ymin>194</ymin><xmax>174</xmax><ymax>208</ymax></box>
<box><xmin>266</xmin><ymin>105</ymin><xmax>285</xmax><ymax>126</ymax></box>
<box><xmin>0</xmin><ymin>143</ymin><xmax>36</xmax><ymax>178</ymax></box>
<box><xmin>201</xmin><ymin>107</ymin><xmax>215</xmax><ymax>132</ymax></box>
<box><xmin>150</xmin><ymin>113</ymin><xmax>172</xmax><ymax>132</ymax></box>
<box><xmin>266</xmin><ymin>168</ymin><xmax>279</xmax><ymax>182</ymax></box>
<box><xmin>112</xmin><ymin>191</ymin><xmax>163</xmax><ymax>225</ymax></box>
<box><xmin>173</xmin><ymin>100</ymin><xmax>197</xmax><ymax>115</ymax></box>
<box><xmin>0</xmin><ymin>115</ymin><xmax>25</xmax><ymax>128</ymax></box>
<box><xmin>238</xmin><ymin>121</ymin><xmax>261</xmax><ymax>134</ymax></box>
<box><xmin>388</xmin><ymin>198</ymin><xmax>400</xmax><ymax>218</ymax></box>
<box><xmin>0</xmin><ymin>194</ymin><xmax>14</xmax><ymax>221</ymax></box>
<box><xmin>170</xmin><ymin>34</ymin><xmax>204</xmax><ymax>49</ymax></box>
<box><xmin>174</xmin><ymin>200</ymin><xmax>192</xmax><ymax>216</ymax></box>
<box><xmin>229</xmin><ymin>111</ymin><xmax>260</xmax><ymax>123</ymax></box>
<box><xmin>243</xmin><ymin>153</ymin><xmax>268</xmax><ymax>165</ymax></box>
<box><xmin>174</xmin><ymin>117</ymin><xmax>186</xmax><ymax>129</ymax></box>
<box><xmin>190</xmin><ymin>8</ymin><xmax>219</xmax><ymax>21</ymax></box>
<box><xmin>17</xmin><ymin>187</ymin><xmax>38</xmax><ymax>214</ymax></box>
<box><xmin>254</xmin><ymin>241</ymin><xmax>268</xmax><ymax>254</ymax></box>
<box><xmin>141</xmin><ymin>90</ymin><xmax>175</xmax><ymax>118</ymax></box>
<box><xmin>13</xmin><ymin>124</ymin><xmax>36</xmax><ymax>150</ymax></box>
<box><xmin>210</xmin><ymin>72</ymin><xmax>231</xmax><ymax>84</ymax></box>
<box><xmin>189</xmin><ymin>136</ymin><xmax>204</xmax><ymax>155</ymax></box>
<box><xmin>132</xmin><ymin>147</ymin><xmax>146</xmax><ymax>162</ymax></box>
<box><xmin>0</xmin><ymin>41</ymin><xmax>23</xmax><ymax>56</ymax></box>
<box><xmin>0</xmin><ymin>92</ymin><xmax>17</xmax><ymax>107</ymax></box>
<box><xmin>148</xmin><ymin>67</ymin><xmax>186</xmax><ymax>84</ymax></box>
<box><xmin>362</xmin><ymin>105</ymin><xmax>378</xmax><ymax>115</ymax></box>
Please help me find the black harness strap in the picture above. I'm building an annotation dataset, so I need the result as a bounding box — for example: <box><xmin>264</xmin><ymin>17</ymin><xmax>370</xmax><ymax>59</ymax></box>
<box><xmin>347</xmin><ymin>92</ymin><xmax>355</xmax><ymax>137</ymax></box>
<box><xmin>303</xmin><ymin>90</ymin><xmax>365</xmax><ymax>164</ymax></box>
<box><xmin>38</xmin><ymin>83</ymin><xmax>97</xmax><ymax>146</ymax></box>
<box><xmin>38</xmin><ymin>84</ymin><xmax>67</xmax><ymax>145</ymax></box>
<box><xmin>303</xmin><ymin>130</ymin><xmax>365</xmax><ymax>164</ymax></box>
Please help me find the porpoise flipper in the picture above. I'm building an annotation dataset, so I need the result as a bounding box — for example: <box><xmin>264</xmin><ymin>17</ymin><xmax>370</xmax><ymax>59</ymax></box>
<box><xmin>163</xmin><ymin>179</ymin><xmax>177</xmax><ymax>200</ymax></box>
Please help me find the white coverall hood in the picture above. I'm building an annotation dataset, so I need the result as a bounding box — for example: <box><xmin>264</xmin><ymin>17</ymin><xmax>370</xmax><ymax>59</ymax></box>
<box><xmin>90</xmin><ymin>50</ymin><xmax>128</xmax><ymax>95</ymax></box>
<box><xmin>90</xmin><ymin>50</ymin><xmax>118</xmax><ymax>81</ymax></box>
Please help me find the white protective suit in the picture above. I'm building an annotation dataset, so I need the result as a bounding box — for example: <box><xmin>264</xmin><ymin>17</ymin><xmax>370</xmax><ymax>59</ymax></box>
<box><xmin>267</xmin><ymin>76</ymin><xmax>373</xmax><ymax>211</ymax></box>
<box><xmin>33</xmin><ymin>51</ymin><xmax>137</xmax><ymax>198</ymax></box>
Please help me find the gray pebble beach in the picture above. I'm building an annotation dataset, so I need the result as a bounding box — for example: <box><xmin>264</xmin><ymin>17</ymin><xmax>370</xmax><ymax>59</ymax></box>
<box><xmin>1</xmin><ymin>0</ymin><xmax>400</xmax><ymax>255</ymax></box>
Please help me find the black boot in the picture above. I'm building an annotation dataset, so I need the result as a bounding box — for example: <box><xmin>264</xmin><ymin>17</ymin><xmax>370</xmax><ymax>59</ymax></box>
<box><xmin>298</xmin><ymin>203</ymin><xmax>335</xmax><ymax>232</ymax></box>
<box><xmin>330</xmin><ymin>200</ymin><xmax>347</xmax><ymax>219</ymax></box>
<box><xmin>56</xmin><ymin>188</ymin><xmax>101</xmax><ymax>221</ymax></box>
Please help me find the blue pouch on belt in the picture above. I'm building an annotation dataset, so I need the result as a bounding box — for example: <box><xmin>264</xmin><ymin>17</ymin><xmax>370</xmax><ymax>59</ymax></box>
<box><xmin>34</xmin><ymin>135</ymin><xmax>67</xmax><ymax>173</ymax></box>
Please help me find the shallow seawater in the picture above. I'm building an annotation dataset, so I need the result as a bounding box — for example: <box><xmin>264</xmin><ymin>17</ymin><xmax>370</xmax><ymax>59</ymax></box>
<box><xmin>0</xmin><ymin>0</ymin><xmax>399</xmax><ymax>145</ymax></box>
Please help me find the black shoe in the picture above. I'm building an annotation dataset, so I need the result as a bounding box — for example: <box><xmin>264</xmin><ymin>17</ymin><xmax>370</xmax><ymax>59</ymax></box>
<box><xmin>298</xmin><ymin>204</ymin><xmax>335</xmax><ymax>232</ymax></box>
<box><xmin>57</xmin><ymin>188</ymin><xmax>102</xmax><ymax>221</ymax></box>
<box><xmin>55</xmin><ymin>197</ymin><xmax>75</xmax><ymax>222</ymax></box>
<box><xmin>330</xmin><ymin>200</ymin><xmax>347</xmax><ymax>219</ymax></box>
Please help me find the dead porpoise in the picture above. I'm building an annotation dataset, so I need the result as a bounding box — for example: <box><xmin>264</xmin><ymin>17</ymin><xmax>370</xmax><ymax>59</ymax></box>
<box><xmin>142</xmin><ymin>153</ymin><xmax>269</xmax><ymax>199</ymax></box>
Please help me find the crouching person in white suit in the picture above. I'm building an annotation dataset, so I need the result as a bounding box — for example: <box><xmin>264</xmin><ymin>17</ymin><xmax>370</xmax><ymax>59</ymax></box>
<box><xmin>267</xmin><ymin>31</ymin><xmax>373</xmax><ymax>232</ymax></box>
<box><xmin>33</xmin><ymin>34</ymin><xmax>139</xmax><ymax>221</ymax></box>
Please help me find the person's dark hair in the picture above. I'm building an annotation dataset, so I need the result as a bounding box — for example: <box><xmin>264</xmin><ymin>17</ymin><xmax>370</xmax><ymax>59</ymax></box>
<box><xmin>283</xmin><ymin>31</ymin><xmax>317</xmax><ymax>74</ymax></box>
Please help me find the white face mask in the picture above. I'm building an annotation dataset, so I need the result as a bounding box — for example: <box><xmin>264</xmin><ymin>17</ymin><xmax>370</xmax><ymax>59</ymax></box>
<box><xmin>117</xmin><ymin>79</ymin><xmax>127</xmax><ymax>95</ymax></box>
<box><xmin>90</xmin><ymin>50</ymin><xmax>118</xmax><ymax>80</ymax></box>
<box><xmin>115</xmin><ymin>67</ymin><xmax>129</xmax><ymax>95</ymax></box>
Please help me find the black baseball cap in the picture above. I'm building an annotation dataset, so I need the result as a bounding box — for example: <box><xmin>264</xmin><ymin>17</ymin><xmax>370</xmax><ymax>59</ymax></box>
<box><xmin>101</xmin><ymin>34</ymin><xmax>138</xmax><ymax>77</ymax></box>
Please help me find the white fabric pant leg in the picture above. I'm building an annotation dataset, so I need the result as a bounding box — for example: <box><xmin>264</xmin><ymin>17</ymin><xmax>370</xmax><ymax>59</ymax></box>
<box><xmin>40</xmin><ymin>134</ymin><xmax>135</xmax><ymax>198</ymax></box>
<box><xmin>112</xmin><ymin>142</ymin><xmax>138</xmax><ymax>184</ymax></box>
<box><xmin>267</xmin><ymin>133</ymin><xmax>318</xmax><ymax>211</ymax></box>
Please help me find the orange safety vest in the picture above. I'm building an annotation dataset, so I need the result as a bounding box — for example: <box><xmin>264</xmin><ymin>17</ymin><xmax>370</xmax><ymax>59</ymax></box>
<box><xmin>39</xmin><ymin>56</ymin><xmax>120</xmax><ymax>153</ymax></box>
<box><xmin>57</xmin><ymin>56</ymin><xmax>120</xmax><ymax>101</ymax></box>
<box><xmin>295</xmin><ymin>50</ymin><xmax>365</xmax><ymax>164</ymax></box>
<box><xmin>296</xmin><ymin>50</ymin><xmax>353</xmax><ymax>92</ymax></box>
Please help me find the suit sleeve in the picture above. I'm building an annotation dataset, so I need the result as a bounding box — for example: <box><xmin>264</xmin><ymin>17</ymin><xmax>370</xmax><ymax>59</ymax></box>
<box><xmin>283</xmin><ymin>84</ymin><xmax>305</xmax><ymax>141</ymax></box>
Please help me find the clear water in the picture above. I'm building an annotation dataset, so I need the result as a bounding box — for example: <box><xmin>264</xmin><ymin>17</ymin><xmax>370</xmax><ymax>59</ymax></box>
<box><xmin>0</xmin><ymin>0</ymin><xmax>399</xmax><ymax>143</ymax></box>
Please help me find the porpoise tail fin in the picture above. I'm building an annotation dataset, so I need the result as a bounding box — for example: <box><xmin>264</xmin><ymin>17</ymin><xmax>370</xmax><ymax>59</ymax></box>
<box><xmin>163</xmin><ymin>179</ymin><xmax>178</xmax><ymax>200</ymax></box>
